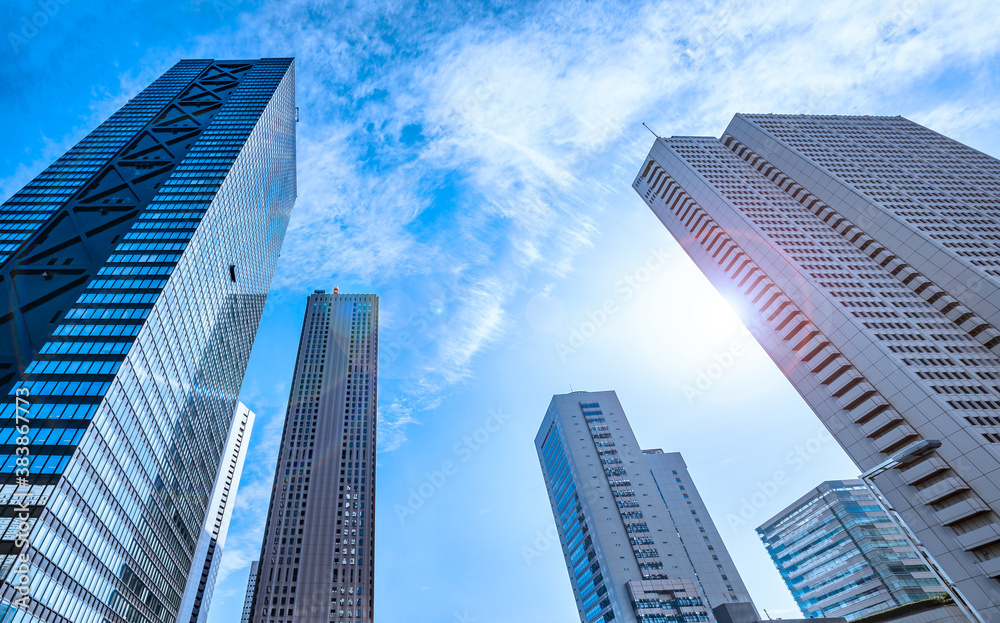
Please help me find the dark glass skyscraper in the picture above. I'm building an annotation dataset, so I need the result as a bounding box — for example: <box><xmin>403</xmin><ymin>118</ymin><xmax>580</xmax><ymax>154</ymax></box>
<box><xmin>249</xmin><ymin>289</ymin><xmax>378</xmax><ymax>623</ymax></box>
<box><xmin>0</xmin><ymin>58</ymin><xmax>295</xmax><ymax>623</ymax></box>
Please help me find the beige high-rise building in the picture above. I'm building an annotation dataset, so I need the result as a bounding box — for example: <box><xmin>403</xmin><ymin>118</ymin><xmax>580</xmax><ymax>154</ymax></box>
<box><xmin>634</xmin><ymin>114</ymin><xmax>1000</xmax><ymax>622</ymax></box>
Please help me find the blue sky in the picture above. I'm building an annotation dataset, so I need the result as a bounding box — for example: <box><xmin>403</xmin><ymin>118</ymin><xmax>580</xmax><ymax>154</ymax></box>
<box><xmin>4</xmin><ymin>0</ymin><xmax>1000</xmax><ymax>621</ymax></box>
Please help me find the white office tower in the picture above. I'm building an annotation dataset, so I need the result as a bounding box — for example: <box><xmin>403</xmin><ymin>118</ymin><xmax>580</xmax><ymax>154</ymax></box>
<box><xmin>535</xmin><ymin>390</ymin><xmax>754</xmax><ymax>623</ymax></box>
<box><xmin>633</xmin><ymin>114</ymin><xmax>1000</xmax><ymax>621</ymax></box>
<box><xmin>644</xmin><ymin>450</ymin><xmax>751</xmax><ymax>611</ymax></box>
<box><xmin>178</xmin><ymin>402</ymin><xmax>256</xmax><ymax>623</ymax></box>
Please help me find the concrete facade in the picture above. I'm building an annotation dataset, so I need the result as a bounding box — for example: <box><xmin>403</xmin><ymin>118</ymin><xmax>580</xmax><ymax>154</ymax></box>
<box><xmin>633</xmin><ymin>114</ymin><xmax>1000</xmax><ymax>622</ymax></box>
<box><xmin>645</xmin><ymin>450</ymin><xmax>753</xmax><ymax>610</ymax></box>
<box><xmin>535</xmin><ymin>390</ymin><xmax>754</xmax><ymax>623</ymax></box>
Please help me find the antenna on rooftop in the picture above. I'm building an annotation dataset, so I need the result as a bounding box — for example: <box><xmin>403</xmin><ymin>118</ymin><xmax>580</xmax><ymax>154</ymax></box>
<box><xmin>642</xmin><ymin>123</ymin><xmax>661</xmax><ymax>139</ymax></box>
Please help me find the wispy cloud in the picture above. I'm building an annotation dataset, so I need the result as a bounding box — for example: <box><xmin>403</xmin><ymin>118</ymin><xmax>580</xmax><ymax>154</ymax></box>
<box><xmin>4</xmin><ymin>1</ymin><xmax>982</xmax><ymax>436</ymax></box>
<box><xmin>274</xmin><ymin>126</ymin><xmax>443</xmax><ymax>286</ymax></box>
<box><xmin>6</xmin><ymin>1</ymin><xmax>1000</xmax><ymax>621</ymax></box>
<box><xmin>378</xmin><ymin>401</ymin><xmax>420</xmax><ymax>452</ymax></box>
<box><xmin>186</xmin><ymin>0</ymin><xmax>1000</xmax><ymax>444</ymax></box>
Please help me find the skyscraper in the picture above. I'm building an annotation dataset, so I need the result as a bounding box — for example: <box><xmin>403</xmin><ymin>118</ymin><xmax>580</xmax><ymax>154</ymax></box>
<box><xmin>535</xmin><ymin>390</ymin><xmax>754</xmax><ymax>623</ymax></box>
<box><xmin>243</xmin><ymin>561</ymin><xmax>260</xmax><ymax>623</ymax></box>
<box><xmin>178</xmin><ymin>402</ymin><xmax>256</xmax><ymax>623</ymax></box>
<box><xmin>644</xmin><ymin>450</ymin><xmax>752</xmax><ymax>611</ymax></box>
<box><xmin>249</xmin><ymin>289</ymin><xmax>378</xmax><ymax>623</ymax></box>
<box><xmin>0</xmin><ymin>58</ymin><xmax>295</xmax><ymax>622</ymax></box>
<box><xmin>633</xmin><ymin>114</ymin><xmax>1000</xmax><ymax>620</ymax></box>
<box><xmin>757</xmin><ymin>480</ymin><xmax>947</xmax><ymax>620</ymax></box>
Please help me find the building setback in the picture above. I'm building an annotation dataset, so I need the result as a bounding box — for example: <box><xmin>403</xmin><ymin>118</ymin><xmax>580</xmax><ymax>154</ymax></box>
<box><xmin>0</xmin><ymin>58</ymin><xmax>295</xmax><ymax>622</ymax></box>
<box><xmin>249</xmin><ymin>289</ymin><xmax>377</xmax><ymax>623</ymax></box>
<box><xmin>178</xmin><ymin>402</ymin><xmax>256</xmax><ymax>623</ymax></box>
<box><xmin>535</xmin><ymin>390</ymin><xmax>754</xmax><ymax>623</ymax></box>
<box><xmin>644</xmin><ymin>450</ymin><xmax>752</xmax><ymax>612</ymax></box>
<box><xmin>757</xmin><ymin>480</ymin><xmax>946</xmax><ymax>620</ymax></box>
<box><xmin>633</xmin><ymin>114</ymin><xmax>1000</xmax><ymax>621</ymax></box>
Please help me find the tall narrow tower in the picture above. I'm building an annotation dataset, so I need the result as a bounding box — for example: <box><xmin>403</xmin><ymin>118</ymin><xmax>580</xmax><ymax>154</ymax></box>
<box><xmin>250</xmin><ymin>290</ymin><xmax>378</xmax><ymax>623</ymax></box>
<box><xmin>633</xmin><ymin>114</ymin><xmax>1000</xmax><ymax>621</ymax></box>
<box><xmin>178</xmin><ymin>402</ymin><xmax>256</xmax><ymax>623</ymax></box>
<box><xmin>0</xmin><ymin>58</ymin><xmax>295</xmax><ymax>622</ymax></box>
<box><xmin>535</xmin><ymin>390</ymin><xmax>754</xmax><ymax>623</ymax></box>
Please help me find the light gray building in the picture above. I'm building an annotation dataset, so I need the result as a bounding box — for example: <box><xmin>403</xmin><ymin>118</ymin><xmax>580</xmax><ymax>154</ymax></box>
<box><xmin>178</xmin><ymin>402</ymin><xmax>255</xmax><ymax>623</ymax></box>
<box><xmin>250</xmin><ymin>289</ymin><xmax>377</xmax><ymax>623</ymax></box>
<box><xmin>535</xmin><ymin>390</ymin><xmax>755</xmax><ymax>623</ymax></box>
<box><xmin>757</xmin><ymin>480</ymin><xmax>946</xmax><ymax>620</ymax></box>
<box><xmin>644</xmin><ymin>450</ymin><xmax>752</xmax><ymax>610</ymax></box>
<box><xmin>633</xmin><ymin>114</ymin><xmax>1000</xmax><ymax>622</ymax></box>
<box><xmin>242</xmin><ymin>561</ymin><xmax>259</xmax><ymax>623</ymax></box>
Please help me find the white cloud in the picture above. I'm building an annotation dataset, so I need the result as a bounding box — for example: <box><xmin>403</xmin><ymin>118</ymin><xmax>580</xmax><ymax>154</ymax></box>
<box><xmin>219</xmin><ymin>0</ymin><xmax>1000</xmax><ymax>442</ymax></box>
<box><xmin>91</xmin><ymin>2</ymin><xmax>999</xmax><ymax>620</ymax></box>
<box><xmin>273</xmin><ymin>126</ymin><xmax>441</xmax><ymax>288</ymax></box>
<box><xmin>419</xmin><ymin>276</ymin><xmax>508</xmax><ymax>389</ymax></box>
<box><xmin>12</xmin><ymin>0</ymin><xmax>1000</xmax><ymax>460</ymax></box>
<box><xmin>378</xmin><ymin>401</ymin><xmax>419</xmax><ymax>452</ymax></box>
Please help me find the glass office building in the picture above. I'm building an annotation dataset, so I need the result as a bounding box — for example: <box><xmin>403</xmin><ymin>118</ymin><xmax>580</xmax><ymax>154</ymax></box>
<box><xmin>0</xmin><ymin>58</ymin><xmax>296</xmax><ymax>622</ymax></box>
<box><xmin>633</xmin><ymin>114</ymin><xmax>1000</xmax><ymax>621</ymax></box>
<box><xmin>757</xmin><ymin>480</ymin><xmax>946</xmax><ymax>620</ymax></box>
<box><xmin>535</xmin><ymin>390</ymin><xmax>755</xmax><ymax>623</ymax></box>
<box><xmin>249</xmin><ymin>290</ymin><xmax>378</xmax><ymax>623</ymax></box>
